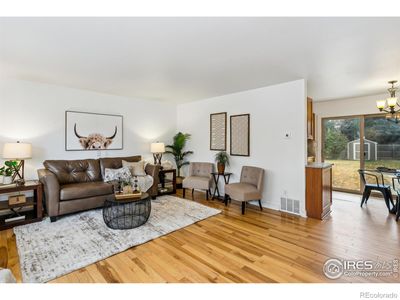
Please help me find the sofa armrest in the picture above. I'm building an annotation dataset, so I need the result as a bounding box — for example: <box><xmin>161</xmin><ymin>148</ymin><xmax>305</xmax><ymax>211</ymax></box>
<box><xmin>145</xmin><ymin>164</ymin><xmax>160</xmax><ymax>197</ymax></box>
<box><xmin>37</xmin><ymin>169</ymin><xmax>60</xmax><ymax>217</ymax></box>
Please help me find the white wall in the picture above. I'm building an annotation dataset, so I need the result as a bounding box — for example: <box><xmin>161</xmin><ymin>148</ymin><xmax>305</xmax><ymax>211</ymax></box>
<box><xmin>177</xmin><ymin>79</ymin><xmax>308</xmax><ymax>216</ymax></box>
<box><xmin>0</xmin><ymin>79</ymin><xmax>177</xmax><ymax>180</ymax></box>
<box><xmin>0</xmin><ymin>78</ymin><xmax>308</xmax><ymax>216</ymax></box>
<box><xmin>313</xmin><ymin>93</ymin><xmax>386</xmax><ymax>161</ymax></box>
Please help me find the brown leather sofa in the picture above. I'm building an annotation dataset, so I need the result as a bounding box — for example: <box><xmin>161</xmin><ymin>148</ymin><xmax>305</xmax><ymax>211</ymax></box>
<box><xmin>37</xmin><ymin>156</ymin><xmax>160</xmax><ymax>222</ymax></box>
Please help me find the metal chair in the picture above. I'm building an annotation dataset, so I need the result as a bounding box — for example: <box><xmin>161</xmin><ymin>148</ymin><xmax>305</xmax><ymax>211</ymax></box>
<box><xmin>358</xmin><ymin>169</ymin><xmax>395</xmax><ymax>212</ymax></box>
<box><xmin>390</xmin><ymin>177</ymin><xmax>400</xmax><ymax>222</ymax></box>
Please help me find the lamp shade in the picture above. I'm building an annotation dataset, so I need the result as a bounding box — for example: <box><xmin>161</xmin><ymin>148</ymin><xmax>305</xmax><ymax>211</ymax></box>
<box><xmin>2</xmin><ymin>142</ymin><xmax>32</xmax><ymax>159</ymax></box>
<box><xmin>150</xmin><ymin>142</ymin><xmax>165</xmax><ymax>153</ymax></box>
<box><xmin>376</xmin><ymin>100</ymin><xmax>386</xmax><ymax>109</ymax></box>
<box><xmin>387</xmin><ymin>97</ymin><xmax>398</xmax><ymax>107</ymax></box>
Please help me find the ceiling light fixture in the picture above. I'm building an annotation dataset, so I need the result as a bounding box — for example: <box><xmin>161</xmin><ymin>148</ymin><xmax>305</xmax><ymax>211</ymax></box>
<box><xmin>376</xmin><ymin>80</ymin><xmax>399</xmax><ymax>123</ymax></box>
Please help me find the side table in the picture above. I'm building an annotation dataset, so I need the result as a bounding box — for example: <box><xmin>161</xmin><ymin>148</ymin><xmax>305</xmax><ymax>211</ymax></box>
<box><xmin>211</xmin><ymin>172</ymin><xmax>232</xmax><ymax>200</ymax></box>
<box><xmin>0</xmin><ymin>181</ymin><xmax>43</xmax><ymax>230</ymax></box>
<box><xmin>158</xmin><ymin>168</ymin><xmax>177</xmax><ymax>196</ymax></box>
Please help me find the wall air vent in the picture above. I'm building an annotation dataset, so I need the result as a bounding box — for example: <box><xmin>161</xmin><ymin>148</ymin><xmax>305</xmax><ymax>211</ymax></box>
<box><xmin>280</xmin><ymin>197</ymin><xmax>300</xmax><ymax>215</ymax></box>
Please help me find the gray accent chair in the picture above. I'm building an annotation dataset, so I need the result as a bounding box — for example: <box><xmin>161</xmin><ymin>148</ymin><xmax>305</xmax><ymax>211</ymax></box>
<box><xmin>225</xmin><ymin>166</ymin><xmax>264</xmax><ymax>214</ymax></box>
<box><xmin>182</xmin><ymin>162</ymin><xmax>214</xmax><ymax>200</ymax></box>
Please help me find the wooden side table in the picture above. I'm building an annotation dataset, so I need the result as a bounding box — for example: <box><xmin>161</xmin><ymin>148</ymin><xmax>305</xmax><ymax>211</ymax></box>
<box><xmin>0</xmin><ymin>180</ymin><xmax>43</xmax><ymax>230</ymax></box>
<box><xmin>158</xmin><ymin>169</ymin><xmax>177</xmax><ymax>196</ymax></box>
<box><xmin>211</xmin><ymin>172</ymin><xmax>232</xmax><ymax>200</ymax></box>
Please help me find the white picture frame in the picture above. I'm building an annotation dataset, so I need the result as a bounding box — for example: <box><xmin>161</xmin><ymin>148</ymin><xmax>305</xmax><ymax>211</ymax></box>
<box><xmin>65</xmin><ymin>111</ymin><xmax>123</xmax><ymax>151</ymax></box>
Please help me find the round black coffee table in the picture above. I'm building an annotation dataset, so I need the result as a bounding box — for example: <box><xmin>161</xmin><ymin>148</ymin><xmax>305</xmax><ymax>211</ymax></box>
<box><xmin>103</xmin><ymin>192</ymin><xmax>151</xmax><ymax>229</ymax></box>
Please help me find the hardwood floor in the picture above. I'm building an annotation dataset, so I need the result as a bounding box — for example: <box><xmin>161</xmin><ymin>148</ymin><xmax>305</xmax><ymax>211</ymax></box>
<box><xmin>0</xmin><ymin>190</ymin><xmax>399</xmax><ymax>283</ymax></box>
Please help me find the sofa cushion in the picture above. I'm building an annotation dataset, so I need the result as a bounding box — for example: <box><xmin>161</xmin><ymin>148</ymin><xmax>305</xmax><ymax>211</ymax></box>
<box><xmin>99</xmin><ymin>156</ymin><xmax>141</xmax><ymax>178</ymax></box>
<box><xmin>44</xmin><ymin>159</ymin><xmax>101</xmax><ymax>184</ymax></box>
<box><xmin>122</xmin><ymin>160</ymin><xmax>146</xmax><ymax>176</ymax></box>
<box><xmin>60</xmin><ymin>181</ymin><xmax>114</xmax><ymax>201</ymax></box>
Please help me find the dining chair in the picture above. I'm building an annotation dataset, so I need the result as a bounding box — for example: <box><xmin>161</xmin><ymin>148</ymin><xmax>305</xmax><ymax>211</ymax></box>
<box><xmin>390</xmin><ymin>177</ymin><xmax>400</xmax><ymax>222</ymax></box>
<box><xmin>358</xmin><ymin>169</ymin><xmax>394</xmax><ymax>211</ymax></box>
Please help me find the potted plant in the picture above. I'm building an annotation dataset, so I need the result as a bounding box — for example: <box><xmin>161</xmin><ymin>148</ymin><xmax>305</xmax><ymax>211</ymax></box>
<box><xmin>3</xmin><ymin>161</ymin><xmax>16</xmax><ymax>184</ymax></box>
<box><xmin>215</xmin><ymin>151</ymin><xmax>230</xmax><ymax>174</ymax></box>
<box><xmin>165</xmin><ymin>132</ymin><xmax>193</xmax><ymax>187</ymax></box>
<box><xmin>0</xmin><ymin>166</ymin><xmax>4</xmax><ymax>183</ymax></box>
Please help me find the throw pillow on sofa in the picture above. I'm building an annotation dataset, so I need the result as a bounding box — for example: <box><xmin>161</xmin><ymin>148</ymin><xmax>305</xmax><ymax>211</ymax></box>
<box><xmin>103</xmin><ymin>166</ymin><xmax>132</xmax><ymax>182</ymax></box>
<box><xmin>122</xmin><ymin>160</ymin><xmax>146</xmax><ymax>176</ymax></box>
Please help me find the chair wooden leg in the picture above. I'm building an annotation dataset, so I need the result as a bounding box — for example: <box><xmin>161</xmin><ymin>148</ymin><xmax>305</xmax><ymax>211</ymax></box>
<box><xmin>224</xmin><ymin>194</ymin><xmax>229</xmax><ymax>206</ymax></box>
<box><xmin>183</xmin><ymin>188</ymin><xmax>186</xmax><ymax>198</ymax></box>
<box><xmin>192</xmin><ymin>188</ymin><xmax>194</xmax><ymax>199</ymax></box>
<box><xmin>258</xmin><ymin>200</ymin><xmax>263</xmax><ymax>211</ymax></box>
<box><xmin>206</xmin><ymin>190</ymin><xmax>209</xmax><ymax>200</ymax></box>
<box><xmin>241</xmin><ymin>202</ymin><xmax>246</xmax><ymax>214</ymax></box>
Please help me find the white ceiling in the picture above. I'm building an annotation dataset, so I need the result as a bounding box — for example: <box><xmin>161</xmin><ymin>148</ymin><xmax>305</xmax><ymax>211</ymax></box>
<box><xmin>1</xmin><ymin>17</ymin><xmax>400</xmax><ymax>103</ymax></box>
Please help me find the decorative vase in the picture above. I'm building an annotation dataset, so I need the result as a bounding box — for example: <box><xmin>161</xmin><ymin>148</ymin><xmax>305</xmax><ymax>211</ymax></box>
<box><xmin>217</xmin><ymin>163</ymin><xmax>225</xmax><ymax>174</ymax></box>
<box><xmin>3</xmin><ymin>176</ymin><xmax>12</xmax><ymax>184</ymax></box>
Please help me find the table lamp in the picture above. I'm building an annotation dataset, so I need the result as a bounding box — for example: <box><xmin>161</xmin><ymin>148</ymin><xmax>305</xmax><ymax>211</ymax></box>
<box><xmin>2</xmin><ymin>141</ymin><xmax>32</xmax><ymax>183</ymax></box>
<box><xmin>150</xmin><ymin>142</ymin><xmax>165</xmax><ymax>165</ymax></box>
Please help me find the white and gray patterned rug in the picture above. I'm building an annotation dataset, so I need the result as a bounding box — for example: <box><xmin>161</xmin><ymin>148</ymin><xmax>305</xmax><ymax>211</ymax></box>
<box><xmin>13</xmin><ymin>195</ymin><xmax>220</xmax><ymax>283</ymax></box>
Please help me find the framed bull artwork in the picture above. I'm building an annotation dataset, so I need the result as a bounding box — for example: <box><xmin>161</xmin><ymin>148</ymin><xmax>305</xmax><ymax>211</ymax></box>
<box><xmin>65</xmin><ymin>111</ymin><xmax>123</xmax><ymax>151</ymax></box>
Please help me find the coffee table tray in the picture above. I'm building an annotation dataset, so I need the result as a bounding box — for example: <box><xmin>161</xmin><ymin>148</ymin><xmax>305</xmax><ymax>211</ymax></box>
<box><xmin>115</xmin><ymin>191</ymin><xmax>142</xmax><ymax>200</ymax></box>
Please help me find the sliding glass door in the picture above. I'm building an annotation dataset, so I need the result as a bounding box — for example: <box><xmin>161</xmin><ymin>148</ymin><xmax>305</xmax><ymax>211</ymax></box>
<box><xmin>323</xmin><ymin>113</ymin><xmax>400</xmax><ymax>193</ymax></box>
<box><xmin>322</xmin><ymin>117</ymin><xmax>361</xmax><ymax>192</ymax></box>
<box><xmin>364</xmin><ymin>115</ymin><xmax>400</xmax><ymax>171</ymax></box>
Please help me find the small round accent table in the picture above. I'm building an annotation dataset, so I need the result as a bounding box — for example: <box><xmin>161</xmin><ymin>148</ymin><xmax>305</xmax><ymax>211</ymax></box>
<box><xmin>103</xmin><ymin>192</ymin><xmax>151</xmax><ymax>229</ymax></box>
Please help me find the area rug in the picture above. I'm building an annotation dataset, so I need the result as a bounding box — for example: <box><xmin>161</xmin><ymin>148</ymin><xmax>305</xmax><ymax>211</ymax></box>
<box><xmin>13</xmin><ymin>195</ymin><xmax>220</xmax><ymax>283</ymax></box>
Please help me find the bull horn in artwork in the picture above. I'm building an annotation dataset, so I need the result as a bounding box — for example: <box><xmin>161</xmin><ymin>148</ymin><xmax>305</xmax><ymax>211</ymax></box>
<box><xmin>106</xmin><ymin>126</ymin><xmax>118</xmax><ymax>139</ymax></box>
<box><xmin>74</xmin><ymin>123</ymin><xmax>87</xmax><ymax>138</ymax></box>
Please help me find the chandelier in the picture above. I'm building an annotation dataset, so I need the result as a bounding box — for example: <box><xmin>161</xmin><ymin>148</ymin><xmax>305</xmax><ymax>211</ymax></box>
<box><xmin>376</xmin><ymin>80</ymin><xmax>399</xmax><ymax>123</ymax></box>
